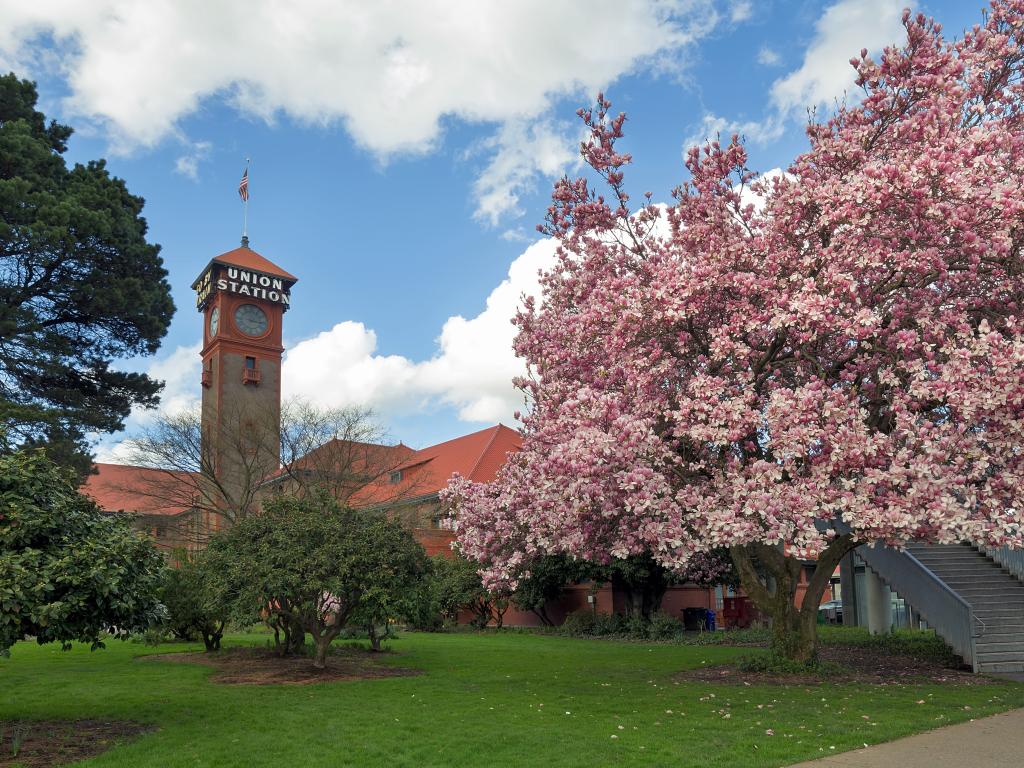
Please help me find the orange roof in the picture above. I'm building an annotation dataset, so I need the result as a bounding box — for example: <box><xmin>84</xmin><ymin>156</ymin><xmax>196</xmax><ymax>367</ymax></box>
<box><xmin>352</xmin><ymin>424</ymin><xmax>522</xmax><ymax>506</ymax></box>
<box><xmin>263</xmin><ymin>439</ymin><xmax>414</xmax><ymax>483</ymax></box>
<box><xmin>82</xmin><ymin>463</ymin><xmax>197</xmax><ymax>517</ymax></box>
<box><xmin>192</xmin><ymin>244</ymin><xmax>297</xmax><ymax>287</ymax></box>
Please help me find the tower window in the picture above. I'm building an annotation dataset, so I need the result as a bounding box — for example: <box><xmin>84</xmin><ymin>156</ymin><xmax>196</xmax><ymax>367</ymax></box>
<box><xmin>242</xmin><ymin>356</ymin><xmax>262</xmax><ymax>385</ymax></box>
<box><xmin>389</xmin><ymin>470</ymin><xmax>403</xmax><ymax>484</ymax></box>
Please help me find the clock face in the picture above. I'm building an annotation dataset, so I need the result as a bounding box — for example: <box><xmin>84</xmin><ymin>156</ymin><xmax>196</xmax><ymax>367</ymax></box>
<box><xmin>234</xmin><ymin>304</ymin><xmax>268</xmax><ymax>337</ymax></box>
<box><xmin>208</xmin><ymin>307</ymin><xmax>220</xmax><ymax>337</ymax></box>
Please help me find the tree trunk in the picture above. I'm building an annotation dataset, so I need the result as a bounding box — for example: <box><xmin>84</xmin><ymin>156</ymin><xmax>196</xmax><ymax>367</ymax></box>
<box><xmin>367</xmin><ymin>624</ymin><xmax>384</xmax><ymax>652</ymax></box>
<box><xmin>286</xmin><ymin>616</ymin><xmax>305</xmax><ymax>655</ymax></box>
<box><xmin>531</xmin><ymin>606</ymin><xmax>553</xmax><ymax>626</ymax></box>
<box><xmin>202</xmin><ymin>622</ymin><xmax>224</xmax><ymax>652</ymax></box>
<box><xmin>492</xmin><ymin>597</ymin><xmax>509</xmax><ymax>629</ymax></box>
<box><xmin>313</xmin><ymin>637</ymin><xmax>329</xmax><ymax>669</ymax></box>
<box><xmin>730</xmin><ymin>535</ymin><xmax>857</xmax><ymax>664</ymax></box>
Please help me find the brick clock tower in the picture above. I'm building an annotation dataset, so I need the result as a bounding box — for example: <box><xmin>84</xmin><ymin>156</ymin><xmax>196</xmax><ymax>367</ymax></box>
<box><xmin>191</xmin><ymin>242</ymin><xmax>297</xmax><ymax>519</ymax></box>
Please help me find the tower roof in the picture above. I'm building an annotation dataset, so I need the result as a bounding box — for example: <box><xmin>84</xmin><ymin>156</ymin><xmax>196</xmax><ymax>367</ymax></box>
<box><xmin>192</xmin><ymin>245</ymin><xmax>297</xmax><ymax>288</ymax></box>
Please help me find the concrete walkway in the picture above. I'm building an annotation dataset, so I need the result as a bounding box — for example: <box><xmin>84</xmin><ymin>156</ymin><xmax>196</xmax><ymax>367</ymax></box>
<box><xmin>788</xmin><ymin>708</ymin><xmax>1024</xmax><ymax>767</ymax></box>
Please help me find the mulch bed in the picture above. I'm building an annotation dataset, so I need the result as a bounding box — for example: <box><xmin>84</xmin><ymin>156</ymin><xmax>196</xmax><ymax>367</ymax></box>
<box><xmin>141</xmin><ymin>646</ymin><xmax>421</xmax><ymax>685</ymax></box>
<box><xmin>676</xmin><ymin>645</ymin><xmax>993</xmax><ymax>686</ymax></box>
<box><xmin>0</xmin><ymin>719</ymin><xmax>153</xmax><ymax>767</ymax></box>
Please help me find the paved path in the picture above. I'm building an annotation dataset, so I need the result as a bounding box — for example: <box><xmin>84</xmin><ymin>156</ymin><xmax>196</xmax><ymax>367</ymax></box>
<box><xmin>788</xmin><ymin>708</ymin><xmax>1024</xmax><ymax>767</ymax></box>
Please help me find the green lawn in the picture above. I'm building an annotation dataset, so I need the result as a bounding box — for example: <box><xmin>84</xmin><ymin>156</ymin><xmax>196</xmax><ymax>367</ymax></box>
<box><xmin>2</xmin><ymin>630</ymin><xmax>1023</xmax><ymax>767</ymax></box>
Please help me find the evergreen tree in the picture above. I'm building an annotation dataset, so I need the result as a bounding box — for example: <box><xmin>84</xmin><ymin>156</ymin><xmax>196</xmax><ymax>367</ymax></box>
<box><xmin>0</xmin><ymin>74</ymin><xmax>174</xmax><ymax>476</ymax></box>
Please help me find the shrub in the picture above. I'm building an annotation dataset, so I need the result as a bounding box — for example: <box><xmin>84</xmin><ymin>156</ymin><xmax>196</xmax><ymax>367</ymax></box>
<box><xmin>647</xmin><ymin>612</ymin><xmax>683</xmax><ymax>640</ymax></box>
<box><xmin>161</xmin><ymin>559</ymin><xmax>225</xmax><ymax>651</ymax></box>
<box><xmin>560</xmin><ymin>609</ymin><xmax>597</xmax><ymax>635</ymax></box>
<box><xmin>736</xmin><ymin>652</ymin><xmax>844</xmax><ymax>675</ymax></box>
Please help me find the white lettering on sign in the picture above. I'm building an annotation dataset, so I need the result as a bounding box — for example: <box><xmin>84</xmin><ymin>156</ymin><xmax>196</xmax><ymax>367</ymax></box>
<box><xmin>212</xmin><ymin>268</ymin><xmax>290</xmax><ymax>305</ymax></box>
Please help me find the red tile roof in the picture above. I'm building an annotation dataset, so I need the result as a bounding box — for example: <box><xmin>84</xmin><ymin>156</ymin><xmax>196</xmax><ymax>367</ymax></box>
<box><xmin>82</xmin><ymin>463</ymin><xmax>197</xmax><ymax>517</ymax></box>
<box><xmin>194</xmin><ymin>245</ymin><xmax>298</xmax><ymax>285</ymax></box>
<box><xmin>84</xmin><ymin>425</ymin><xmax>522</xmax><ymax>515</ymax></box>
<box><xmin>352</xmin><ymin>424</ymin><xmax>522</xmax><ymax>505</ymax></box>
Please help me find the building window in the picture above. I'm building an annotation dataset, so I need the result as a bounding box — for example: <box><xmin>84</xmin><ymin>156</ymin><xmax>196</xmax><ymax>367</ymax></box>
<box><xmin>389</xmin><ymin>470</ymin><xmax>403</xmax><ymax>484</ymax></box>
<box><xmin>245</xmin><ymin>356</ymin><xmax>256</xmax><ymax>369</ymax></box>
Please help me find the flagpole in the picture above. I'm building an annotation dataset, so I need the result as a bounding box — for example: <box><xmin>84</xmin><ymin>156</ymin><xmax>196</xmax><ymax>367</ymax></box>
<box><xmin>241</xmin><ymin>158</ymin><xmax>251</xmax><ymax>247</ymax></box>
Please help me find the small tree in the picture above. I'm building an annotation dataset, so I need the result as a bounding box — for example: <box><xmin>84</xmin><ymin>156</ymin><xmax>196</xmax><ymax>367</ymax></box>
<box><xmin>0</xmin><ymin>448</ymin><xmax>166</xmax><ymax>656</ymax></box>
<box><xmin>347</xmin><ymin>519</ymin><xmax>429</xmax><ymax>651</ymax></box>
<box><xmin>160</xmin><ymin>556</ymin><xmax>226</xmax><ymax>651</ymax></box>
<box><xmin>511</xmin><ymin>555</ymin><xmax>589</xmax><ymax>626</ymax></box>
<box><xmin>431</xmin><ymin>555</ymin><xmax>509</xmax><ymax>628</ymax></box>
<box><xmin>204</xmin><ymin>492</ymin><xmax>428</xmax><ymax>668</ymax></box>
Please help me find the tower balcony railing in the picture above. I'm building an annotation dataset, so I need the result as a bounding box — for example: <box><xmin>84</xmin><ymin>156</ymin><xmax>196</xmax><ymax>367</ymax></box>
<box><xmin>242</xmin><ymin>368</ymin><xmax>262</xmax><ymax>385</ymax></box>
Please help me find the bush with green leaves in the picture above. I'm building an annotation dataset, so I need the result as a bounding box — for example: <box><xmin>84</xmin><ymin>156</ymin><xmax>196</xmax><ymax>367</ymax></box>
<box><xmin>160</xmin><ymin>557</ymin><xmax>226</xmax><ymax>651</ymax></box>
<box><xmin>203</xmin><ymin>492</ymin><xmax>428</xmax><ymax>667</ymax></box>
<box><xmin>511</xmin><ymin>554</ymin><xmax>590</xmax><ymax>626</ymax></box>
<box><xmin>428</xmin><ymin>554</ymin><xmax>509</xmax><ymax>629</ymax></box>
<box><xmin>0</xmin><ymin>448</ymin><xmax>166</xmax><ymax>656</ymax></box>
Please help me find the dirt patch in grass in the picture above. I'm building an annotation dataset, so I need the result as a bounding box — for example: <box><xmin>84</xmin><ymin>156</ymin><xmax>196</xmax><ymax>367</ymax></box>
<box><xmin>141</xmin><ymin>646</ymin><xmax>421</xmax><ymax>685</ymax></box>
<box><xmin>0</xmin><ymin>719</ymin><xmax>153</xmax><ymax>767</ymax></box>
<box><xmin>675</xmin><ymin>645</ymin><xmax>993</xmax><ymax>686</ymax></box>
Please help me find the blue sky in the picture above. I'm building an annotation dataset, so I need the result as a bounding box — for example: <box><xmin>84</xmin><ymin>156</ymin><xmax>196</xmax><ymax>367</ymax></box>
<box><xmin>0</xmin><ymin>0</ymin><xmax>980</xmax><ymax>455</ymax></box>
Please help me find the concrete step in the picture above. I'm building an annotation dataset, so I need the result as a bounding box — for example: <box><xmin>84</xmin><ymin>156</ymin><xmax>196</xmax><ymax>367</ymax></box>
<box><xmin>960</xmin><ymin>594</ymin><xmax>1024</xmax><ymax>603</ymax></box>
<box><xmin>974</xmin><ymin>613</ymin><xmax>1024</xmax><ymax>623</ymax></box>
<box><xmin>977</xmin><ymin>623</ymin><xmax>1024</xmax><ymax>636</ymax></box>
<box><xmin>979</xmin><ymin>661</ymin><xmax>1024</xmax><ymax>673</ymax></box>
<box><xmin>946</xmin><ymin>584</ymin><xmax>1024</xmax><ymax>593</ymax></box>
<box><xmin>919</xmin><ymin>563</ymin><xmax>999</xmax><ymax>573</ymax></box>
<box><xmin>974</xmin><ymin>651</ymin><xmax>1024</xmax><ymax>664</ymax></box>
<box><xmin>976</xmin><ymin>642</ymin><xmax>1024</xmax><ymax>656</ymax></box>
<box><xmin>942</xmin><ymin>581</ymin><xmax>1024</xmax><ymax>589</ymax></box>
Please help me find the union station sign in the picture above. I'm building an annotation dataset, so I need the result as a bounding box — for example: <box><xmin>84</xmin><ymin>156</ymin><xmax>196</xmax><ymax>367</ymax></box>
<box><xmin>195</xmin><ymin>265</ymin><xmax>293</xmax><ymax>309</ymax></box>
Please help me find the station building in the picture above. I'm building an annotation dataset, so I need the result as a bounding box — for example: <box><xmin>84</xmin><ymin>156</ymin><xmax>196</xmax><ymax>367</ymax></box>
<box><xmin>83</xmin><ymin>242</ymin><xmax>728</xmax><ymax>627</ymax></box>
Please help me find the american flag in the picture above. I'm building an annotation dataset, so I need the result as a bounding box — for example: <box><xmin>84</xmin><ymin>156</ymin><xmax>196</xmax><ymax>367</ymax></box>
<box><xmin>238</xmin><ymin>168</ymin><xmax>249</xmax><ymax>202</ymax></box>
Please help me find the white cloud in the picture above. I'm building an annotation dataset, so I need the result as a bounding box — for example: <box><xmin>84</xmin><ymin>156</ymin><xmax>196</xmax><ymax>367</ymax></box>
<box><xmin>93</xmin><ymin>342</ymin><xmax>202</xmax><ymax>462</ymax></box>
<box><xmin>729</xmin><ymin>1</ymin><xmax>753</xmax><ymax>23</ymax></box>
<box><xmin>282</xmin><ymin>237</ymin><xmax>557</xmax><ymax>421</ymax></box>
<box><xmin>174</xmin><ymin>140</ymin><xmax>211</xmax><ymax>181</ymax></box>
<box><xmin>471</xmin><ymin>120</ymin><xmax>577</xmax><ymax>226</ymax></box>
<box><xmin>0</xmin><ymin>0</ymin><xmax>727</xmax><ymax>223</ymax></box>
<box><xmin>770</xmin><ymin>0</ymin><xmax>906</xmax><ymax>116</ymax></box>
<box><xmin>683</xmin><ymin>112</ymin><xmax>783</xmax><ymax>152</ymax></box>
<box><xmin>687</xmin><ymin>0</ymin><xmax>908</xmax><ymax>155</ymax></box>
<box><xmin>757</xmin><ymin>46</ymin><xmax>781</xmax><ymax>66</ymax></box>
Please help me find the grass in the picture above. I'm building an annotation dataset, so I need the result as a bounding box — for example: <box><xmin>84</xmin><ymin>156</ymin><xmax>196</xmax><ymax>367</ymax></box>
<box><xmin>1</xmin><ymin>629</ymin><xmax>1022</xmax><ymax>767</ymax></box>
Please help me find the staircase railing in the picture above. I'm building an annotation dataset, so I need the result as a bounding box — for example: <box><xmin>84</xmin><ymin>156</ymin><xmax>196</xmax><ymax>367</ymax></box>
<box><xmin>985</xmin><ymin>546</ymin><xmax>1024</xmax><ymax>583</ymax></box>
<box><xmin>855</xmin><ymin>543</ymin><xmax>979</xmax><ymax>672</ymax></box>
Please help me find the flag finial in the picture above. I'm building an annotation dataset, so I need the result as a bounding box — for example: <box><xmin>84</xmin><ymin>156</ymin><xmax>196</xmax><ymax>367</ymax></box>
<box><xmin>239</xmin><ymin>160</ymin><xmax>251</xmax><ymax>244</ymax></box>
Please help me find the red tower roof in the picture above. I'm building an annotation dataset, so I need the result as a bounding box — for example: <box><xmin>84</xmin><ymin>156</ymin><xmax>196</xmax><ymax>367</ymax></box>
<box><xmin>191</xmin><ymin>244</ymin><xmax>297</xmax><ymax>288</ymax></box>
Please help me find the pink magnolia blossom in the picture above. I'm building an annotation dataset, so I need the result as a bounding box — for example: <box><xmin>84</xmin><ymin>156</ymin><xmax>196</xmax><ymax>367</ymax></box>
<box><xmin>445</xmin><ymin>2</ymin><xmax>1024</xmax><ymax>591</ymax></box>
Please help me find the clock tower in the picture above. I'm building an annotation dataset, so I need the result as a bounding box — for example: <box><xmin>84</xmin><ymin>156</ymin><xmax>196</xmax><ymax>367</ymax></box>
<box><xmin>192</xmin><ymin>242</ymin><xmax>297</xmax><ymax>524</ymax></box>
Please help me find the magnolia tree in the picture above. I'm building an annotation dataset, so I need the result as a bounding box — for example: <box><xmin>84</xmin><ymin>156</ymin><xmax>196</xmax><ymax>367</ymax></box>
<box><xmin>447</xmin><ymin>1</ymin><xmax>1024</xmax><ymax>662</ymax></box>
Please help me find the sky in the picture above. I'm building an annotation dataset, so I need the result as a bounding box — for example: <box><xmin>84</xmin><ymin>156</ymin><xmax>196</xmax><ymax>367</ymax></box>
<box><xmin>0</xmin><ymin>0</ymin><xmax>984</xmax><ymax>457</ymax></box>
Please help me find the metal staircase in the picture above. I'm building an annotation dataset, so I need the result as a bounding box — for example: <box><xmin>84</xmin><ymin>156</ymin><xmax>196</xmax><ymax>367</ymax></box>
<box><xmin>905</xmin><ymin>543</ymin><xmax>1024</xmax><ymax>674</ymax></box>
